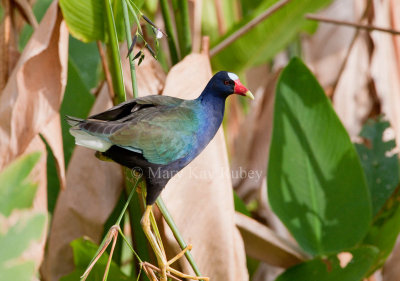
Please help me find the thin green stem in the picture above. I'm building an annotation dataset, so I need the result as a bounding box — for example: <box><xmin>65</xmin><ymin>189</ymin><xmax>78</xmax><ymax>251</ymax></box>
<box><xmin>126</xmin><ymin>0</ymin><xmax>142</xmax><ymax>34</ymax></box>
<box><xmin>105</xmin><ymin>0</ymin><xmax>142</xmax><ymax>268</ymax></box>
<box><xmin>125</xmin><ymin>177</ymin><xmax>150</xmax><ymax>278</ymax></box>
<box><xmin>104</xmin><ymin>0</ymin><xmax>126</xmax><ymax>104</ymax></box>
<box><xmin>127</xmin><ymin>0</ymin><xmax>142</xmax><ymax>14</ymax></box>
<box><xmin>116</xmin><ymin>176</ymin><xmax>140</xmax><ymax>225</ymax></box>
<box><xmin>121</xmin><ymin>0</ymin><xmax>139</xmax><ymax>98</ymax></box>
<box><xmin>156</xmin><ymin>197</ymin><xmax>203</xmax><ymax>279</ymax></box>
<box><xmin>174</xmin><ymin>0</ymin><xmax>192</xmax><ymax>57</ymax></box>
<box><xmin>119</xmin><ymin>228</ymin><xmax>143</xmax><ymax>263</ymax></box>
<box><xmin>124</xmin><ymin>173</ymin><xmax>150</xmax><ymax>279</ymax></box>
<box><xmin>160</xmin><ymin>0</ymin><xmax>179</xmax><ymax>64</ymax></box>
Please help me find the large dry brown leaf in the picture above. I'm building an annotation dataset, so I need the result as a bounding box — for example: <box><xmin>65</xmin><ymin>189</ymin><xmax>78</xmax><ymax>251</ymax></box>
<box><xmin>0</xmin><ymin>0</ymin><xmax>68</xmax><ymax>184</ymax></box>
<box><xmin>383</xmin><ymin>237</ymin><xmax>400</xmax><ymax>281</ymax></box>
<box><xmin>42</xmin><ymin>51</ymin><xmax>166</xmax><ymax>281</ymax></box>
<box><xmin>41</xmin><ymin>114</ymin><xmax>66</xmax><ymax>189</ymax></box>
<box><xmin>302</xmin><ymin>0</ymin><xmax>362</xmax><ymax>89</ymax></box>
<box><xmin>159</xmin><ymin>53</ymin><xmax>248</xmax><ymax>280</ymax></box>
<box><xmin>14</xmin><ymin>0</ymin><xmax>39</xmax><ymax>29</ymax></box>
<box><xmin>231</xmin><ymin>68</ymin><xmax>278</xmax><ymax>202</ymax></box>
<box><xmin>370</xmin><ymin>0</ymin><xmax>400</xmax><ymax>149</ymax></box>
<box><xmin>121</xmin><ymin>44</ymin><xmax>166</xmax><ymax>98</ymax></box>
<box><xmin>252</xmin><ymin>263</ymin><xmax>284</xmax><ymax>281</ymax></box>
<box><xmin>0</xmin><ymin>136</ymin><xmax>48</xmax><ymax>276</ymax></box>
<box><xmin>235</xmin><ymin>212</ymin><xmax>308</xmax><ymax>268</ymax></box>
<box><xmin>23</xmin><ymin>135</ymin><xmax>48</xmax><ymax>271</ymax></box>
<box><xmin>332</xmin><ymin>33</ymin><xmax>371</xmax><ymax>137</ymax></box>
<box><xmin>42</xmin><ymin>86</ymin><xmax>125</xmax><ymax>281</ymax></box>
<box><xmin>303</xmin><ymin>0</ymin><xmax>371</xmax><ymax>137</ymax></box>
<box><xmin>0</xmin><ymin>0</ymin><xmax>68</xmax><ymax>272</ymax></box>
<box><xmin>0</xmin><ymin>0</ymin><xmax>12</xmax><ymax>91</ymax></box>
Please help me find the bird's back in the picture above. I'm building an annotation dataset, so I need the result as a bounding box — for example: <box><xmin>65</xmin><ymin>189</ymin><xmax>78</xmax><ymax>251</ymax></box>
<box><xmin>68</xmin><ymin>96</ymin><xmax>206</xmax><ymax>166</ymax></box>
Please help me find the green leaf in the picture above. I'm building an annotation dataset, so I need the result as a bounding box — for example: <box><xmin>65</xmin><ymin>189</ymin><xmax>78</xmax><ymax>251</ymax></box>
<box><xmin>0</xmin><ymin>153</ymin><xmax>46</xmax><ymax>281</ymax></box>
<box><xmin>221</xmin><ymin>0</ymin><xmax>237</xmax><ymax>31</ymax></box>
<box><xmin>239</xmin><ymin>0</ymin><xmax>263</xmax><ymax>17</ymax></box>
<box><xmin>60</xmin><ymin>238</ymin><xmax>133</xmax><ymax>281</ymax></box>
<box><xmin>201</xmin><ymin>0</ymin><xmax>220</xmax><ymax>43</ymax></box>
<box><xmin>47</xmin><ymin>38</ymin><xmax>99</xmax><ymax>213</ymax></box>
<box><xmin>59</xmin><ymin>0</ymin><xmax>105</xmax><ymax>42</ymax></box>
<box><xmin>234</xmin><ymin>192</ymin><xmax>251</xmax><ymax>217</ymax></box>
<box><xmin>59</xmin><ymin>0</ymin><xmax>138</xmax><ymax>43</ymax></box>
<box><xmin>0</xmin><ymin>214</ymin><xmax>46</xmax><ymax>263</ymax></box>
<box><xmin>45</xmin><ymin>141</ymin><xmax>60</xmax><ymax>214</ymax></box>
<box><xmin>46</xmin><ymin>60</ymin><xmax>95</xmax><ymax>212</ymax></box>
<box><xmin>0</xmin><ymin>261</ymin><xmax>35</xmax><ymax>281</ymax></box>
<box><xmin>61</xmin><ymin>60</ymin><xmax>96</xmax><ymax>165</ymax></box>
<box><xmin>355</xmin><ymin>118</ymin><xmax>399</xmax><ymax>216</ymax></box>
<box><xmin>18</xmin><ymin>0</ymin><xmax>53</xmax><ymax>50</ymax></box>
<box><xmin>211</xmin><ymin>0</ymin><xmax>333</xmax><ymax>73</ymax></box>
<box><xmin>201</xmin><ymin>0</ymin><xmax>238</xmax><ymax>44</ymax></box>
<box><xmin>69</xmin><ymin>36</ymin><xmax>101</xmax><ymax>91</ymax></box>
<box><xmin>268</xmin><ymin>58</ymin><xmax>371</xmax><ymax>256</ymax></box>
<box><xmin>276</xmin><ymin>246</ymin><xmax>379</xmax><ymax>281</ymax></box>
<box><xmin>0</xmin><ymin>152</ymin><xmax>41</xmax><ymax>216</ymax></box>
<box><xmin>363</xmin><ymin>187</ymin><xmax>400</xmax><ymax>273</ymax></box>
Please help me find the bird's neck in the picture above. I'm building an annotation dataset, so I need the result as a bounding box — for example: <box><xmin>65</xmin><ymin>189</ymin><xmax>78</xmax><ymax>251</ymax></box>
<box><xmin>197</xmin><ymin>90</ymin><xmax>226</xmax><ymax>125</ymax></box>
<box><xmin>172</xmin><ymin>90</ymin><xmax>226</xmax><ymax>169</ymax></box>
<box><xmin>194</xmin><ymin>90</ymin><xmax>226</xmax><ymax>151</ymax></box>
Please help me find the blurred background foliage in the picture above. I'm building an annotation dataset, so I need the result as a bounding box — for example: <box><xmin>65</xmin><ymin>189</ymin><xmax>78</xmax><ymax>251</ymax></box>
<box><xmin>1</xmin><ymin>0</ymin><xmax>400</xmax><ymax>280</ymax></box>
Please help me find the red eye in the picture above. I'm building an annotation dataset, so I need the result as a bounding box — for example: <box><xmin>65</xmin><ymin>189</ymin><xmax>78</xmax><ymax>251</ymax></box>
<box><xmin>224</xmin><ymin>80</ymin><xmax>230</xmax><ymax>85</ymax></box>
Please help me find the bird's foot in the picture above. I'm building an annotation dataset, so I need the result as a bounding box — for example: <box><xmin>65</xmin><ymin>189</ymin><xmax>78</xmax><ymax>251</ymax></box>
<box><xmin>167</xmin><ymin>244</ymin><xmax>192</xmax><ymax>266</ymax></box>
<box><xmin>166</xmin><ymin>266</ymin><xmax>210</xmax><ymax>281</ymax></box>
<box><xmin>142</xmin><ymin>261</ymin><xmax>182</xmax><ymax>281</ymax></box>
<box><xmin>141</xmin><ymin>260</ymin><xmax>210</xmax><ymax>281</ymax></box>
<box><xmin>166</xmin><ymin>245</ymin><xmax>209</xmax><ymax>280</ymax></box>
<box><xmin>141</xmin><ymin>205</ymin><xmax>209</xmax><ymax>281</ymax></box>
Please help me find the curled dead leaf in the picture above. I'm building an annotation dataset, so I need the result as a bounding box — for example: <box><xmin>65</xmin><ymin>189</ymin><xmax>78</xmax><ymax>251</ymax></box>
<box><xmin>42</xmin><ymin>86</ymin><xmax>125</xmax><ymax>281</ymax></box>
<box><xmin>0</xmin><ymin>0</ymin><xmax>67</xmax><ymax>273</ymax></box>
<box><xmin>0</xmin><ymin>0</ymin><xmax>68</xmax><ymax>184</ymax></box>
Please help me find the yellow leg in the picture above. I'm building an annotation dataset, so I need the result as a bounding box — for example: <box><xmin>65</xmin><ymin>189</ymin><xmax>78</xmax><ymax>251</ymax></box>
<box><xmin>142</xmin><ymin>262</ymin><xmax>183</xmax><ymax>281</ymax></box>
<box><xmin>167</xmin><ymin>244</ymin><xmax>192</xmax><ymax>266</ymax></box>
<box><xmin>141</xmin><ymin>205</ymin><xmax>168</xmax><ymax>281</ymax></box>
<box><xmin>141</xmin><ymin>205</ymin><xmax>210</xmax><ymax>281</ymax></box>
<box><xmin>149</xmin><ymin>206</ymin><xmax>166</xmax><ymax>257</ymax></box>
<box><xmin>168</xmin><ymin>267</ymin><xmax>210</xmax><ymax>281</ymax></box>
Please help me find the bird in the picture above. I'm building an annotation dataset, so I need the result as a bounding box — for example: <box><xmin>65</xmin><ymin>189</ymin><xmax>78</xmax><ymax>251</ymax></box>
<box><xmin>66</xmin><ymin>71</ymin><xmax>253</xmax><ymax>281</ymax></box>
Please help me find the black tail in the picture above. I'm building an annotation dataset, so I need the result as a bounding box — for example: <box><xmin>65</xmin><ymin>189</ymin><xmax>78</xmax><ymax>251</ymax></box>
<box><xmin>65</xmin><ymin>115</ymin><xmax>84</xmax><ymax>126</ymax></box>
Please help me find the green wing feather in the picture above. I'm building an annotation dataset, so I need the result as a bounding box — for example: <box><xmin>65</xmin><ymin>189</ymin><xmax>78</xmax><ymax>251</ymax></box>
<box><xmin>109</xmin><ymin>105</ymin><xmax>200</xmax><ymax>165</ymax></box>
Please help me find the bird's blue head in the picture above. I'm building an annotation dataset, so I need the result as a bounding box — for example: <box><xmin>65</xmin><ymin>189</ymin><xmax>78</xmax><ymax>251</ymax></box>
<box><xmin>203</xmin><ymin>71</ymin><xmax>254</xmax><ymax>100</ymax></box>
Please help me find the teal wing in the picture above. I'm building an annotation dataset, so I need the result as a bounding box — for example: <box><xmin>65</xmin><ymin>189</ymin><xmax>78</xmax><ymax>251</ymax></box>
<box><xmin>109</xmin><ymin>106</ymin><xmax>200</xmax><ymax>165</ymax></box>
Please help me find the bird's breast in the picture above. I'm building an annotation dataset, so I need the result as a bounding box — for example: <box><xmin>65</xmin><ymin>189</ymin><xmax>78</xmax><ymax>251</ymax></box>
<box><xmin>190</xmin><ymin>109</ymin><xmax>223</xmax><ymax>156</ymax></box>
<box><xmin>165</xmin><ymin>102</ymin><xmax>224</xmax><ymax>171</ymax></box>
